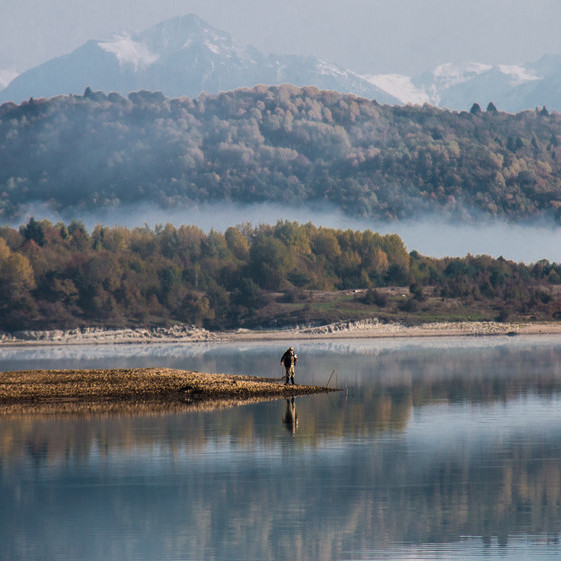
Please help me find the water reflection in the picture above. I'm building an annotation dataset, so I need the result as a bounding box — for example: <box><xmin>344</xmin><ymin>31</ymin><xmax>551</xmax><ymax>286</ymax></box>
<box><xmin>1</xmin><ymin>337</ymin><xmax>561</xmax><ymax>560</ymax></box>
<box><xmin>282</xmin><ymin>397</ymin><xmax>299</xmax><ymax>435</ymax></box>
<box><xmin>2</xmin><ymin>397</ymin><xmax>561</xmax><ymax>560</ymax></box>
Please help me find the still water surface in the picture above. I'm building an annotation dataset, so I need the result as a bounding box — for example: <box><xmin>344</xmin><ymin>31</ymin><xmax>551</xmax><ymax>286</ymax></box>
<box><xmin>2</xmin><ymin>336</ymin><xmax>561</xmax><ymax>560</ymax></box>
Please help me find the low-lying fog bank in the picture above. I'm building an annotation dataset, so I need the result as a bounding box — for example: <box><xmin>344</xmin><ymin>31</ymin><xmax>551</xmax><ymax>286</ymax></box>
<box><xmin>10</xmin><ymin>202</ymin><xmax>561</xmax><ymax>264</ymax></box>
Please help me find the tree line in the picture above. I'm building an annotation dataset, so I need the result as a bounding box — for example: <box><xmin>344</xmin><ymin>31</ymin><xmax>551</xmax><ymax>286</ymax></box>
<box><xmin>1</xmin><ymin>218</ymin><xmax>560</xmax><ymax>331</ymax></box>
<box><xmin>2</xmin><ymin>85</ymin><xmax>561</xmax><ymax>222</ymax></box>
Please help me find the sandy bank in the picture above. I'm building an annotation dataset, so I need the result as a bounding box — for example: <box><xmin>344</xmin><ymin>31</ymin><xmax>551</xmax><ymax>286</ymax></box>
<box><xmin>231</xmin><ymin>319</ymin><xmax>526</xmax><ymax>340</ymax></box>
<box><xmin>0</xmin><ymin>367</ymin><xmax>338</xmax><ymax>415</ymax></box>
<box><xmin>2</xmin><ymin>319</ymin><xmax>561</xmax><ymax>347</ymax></box>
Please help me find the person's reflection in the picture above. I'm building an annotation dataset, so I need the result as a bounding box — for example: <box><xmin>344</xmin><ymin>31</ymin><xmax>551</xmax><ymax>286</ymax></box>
<box><xmin>282</xmin><ymin>397</ymin><xmax>299</xmax><ymax>434</ymax></box>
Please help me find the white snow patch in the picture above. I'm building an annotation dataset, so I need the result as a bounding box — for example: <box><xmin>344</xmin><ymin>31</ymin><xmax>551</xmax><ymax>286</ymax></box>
<box><xmin>317</xmin><ymin>60</ymin><xmax>346</xmax><ymax>78</ymax></box>
<box><xmin>203</xmin><ymin>40</ymin><xmax>221</xmax><ymax>55</ymax></box>
<box><xmin>497</xmin><ymin>64</ymin><xmax>541</xmax><ymax>86</ymax></box>
<box><xmin>362</xmin><ymin>73</ymin><xmax>429</xmax><ymax>105</ymax></box>
<box><xmin>0</xmin><ymin>68</ymin><xmax>19</xmax><ymax>89</ymax></box>
<box><xmin>99</xmin><ymin>34</ymin><xmax>158</xmax><ymax>70</ymax></box>
<box><xmin>183</xmin><ymin>33</ymin><xmax>253</xmax><ymax>63</ymax></box>
<box><xmin>431</xmin><ymin>61</ymin><xmax>493</xmax><ymax>88</ymax></box>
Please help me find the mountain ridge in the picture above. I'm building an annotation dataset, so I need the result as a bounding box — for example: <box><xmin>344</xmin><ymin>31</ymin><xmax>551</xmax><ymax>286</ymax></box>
<box><xmin>367</xmin><ymin>56</ymin><xmax>561</xmax><ymax>113</ymax></box>
<box><xmin>0</xmin><ymin>14</ymin><xmax>399</xmax><ymax>105</ymax></box>
<box><xmin>4</xmin><ymin>15</ymin><xmax>561</xmax><ymax>112</ymax></box>
<box><xmin>2</xmin><ymin>84</ymin><xmax>561</xmax><ymax>224</ymax></box>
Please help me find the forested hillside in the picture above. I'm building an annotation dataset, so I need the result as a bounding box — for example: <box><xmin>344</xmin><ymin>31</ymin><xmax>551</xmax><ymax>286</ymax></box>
<box><xmin>1</xmin><ymin>219</ymin><xmax>560</xmax><ymax>331</ymax></box>
<box><xmin>1</xmin><ymin>85</ymin><xmax>561</xmax><ymax>221</ymax></box>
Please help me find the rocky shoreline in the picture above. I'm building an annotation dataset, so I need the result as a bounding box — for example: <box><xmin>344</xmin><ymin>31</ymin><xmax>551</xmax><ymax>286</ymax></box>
<box><xmin>2</xmin><ymin>319</ymin><xmax>561</xmax><ymax>346</ymax></box>
<box><xmin>0</xmin><ymin>324</ymin><xmax>219</xmax><ymax>345</ymax></box>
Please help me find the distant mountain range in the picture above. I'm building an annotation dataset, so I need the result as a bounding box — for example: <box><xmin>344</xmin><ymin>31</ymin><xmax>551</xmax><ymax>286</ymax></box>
<box><xmin>2</xmin><ymin>14</ymin><xmax>561</xmax><ymax>113</ymax></box>
<box><xmin>0</xmin><ymin>14</ymin><xmax>399</xmax><ymax>105</ymax></box>
<box><xmin>366</xmin><ymin>57</ymin><xmax>561</xmax><ymax>113</ymax></box>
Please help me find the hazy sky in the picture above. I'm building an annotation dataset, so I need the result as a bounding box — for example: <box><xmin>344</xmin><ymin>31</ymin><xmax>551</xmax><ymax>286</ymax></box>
<box><xmin>4</xmin><ymin>0</ymin><xmax>561</xmax><ymax>76</ymax></box>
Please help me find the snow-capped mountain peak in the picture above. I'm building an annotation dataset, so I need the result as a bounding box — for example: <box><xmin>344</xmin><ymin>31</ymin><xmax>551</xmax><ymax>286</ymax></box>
<box><xmin>0</xmin><ymin>13</ymin><xmax>399</xmax><ymax>104</ymax></box>
<box><xmin>361</xmin><ymin>63</ymin><xmax>500</xmax><ymax>107</ymax></box>
<box><xmin>136</xmin><ymin>14</ymin><xmax>239</xmax><ymax>58</ymax></box>
<box><xmin>138</xmin><ymin>14</ymin><xmax>226</xmax><ymax>50</ymax></box>
<box><xmin>366</xmin><ymin>59</ymin><xmax>553</xmax><ymax>112</ymax></box>
<box><xmin>3</xmin><ymin>12</ymin><xmax>561</xmax><ymax>113</ymax></box>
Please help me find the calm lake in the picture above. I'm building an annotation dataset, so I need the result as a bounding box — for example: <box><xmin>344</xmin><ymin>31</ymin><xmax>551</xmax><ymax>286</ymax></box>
<box><xmin>2</xmin><ymin>335</ymin><xmax>561</xmax><ymax>561</ymax></box>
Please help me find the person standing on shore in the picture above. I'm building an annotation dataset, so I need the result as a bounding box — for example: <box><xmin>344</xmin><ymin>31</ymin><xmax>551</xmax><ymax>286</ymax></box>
<box><xmin>280</xmin><ymin>347</ymin><xmax>298</xmax><ymax>385</ymax></box>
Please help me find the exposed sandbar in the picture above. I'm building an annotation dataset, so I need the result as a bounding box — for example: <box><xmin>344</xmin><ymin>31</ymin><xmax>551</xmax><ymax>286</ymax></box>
<box><xmin>0</xmin><ymin>367</ymin><xmax>338</xmax><ymax>415</ymax></box>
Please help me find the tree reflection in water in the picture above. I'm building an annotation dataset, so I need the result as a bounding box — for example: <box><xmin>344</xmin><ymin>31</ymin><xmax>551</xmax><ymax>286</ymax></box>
<box><xmin>1</xmin><ymin>337</ymin><xmax>561</xmax><ymax>560</ymax></box>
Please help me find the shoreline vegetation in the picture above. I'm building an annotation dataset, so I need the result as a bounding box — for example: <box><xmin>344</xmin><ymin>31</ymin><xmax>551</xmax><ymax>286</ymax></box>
<box><xmin>3</xmin><ymin>219</ymin><xmax>561</xmax><ymax>334</ymax></box>
<box><xmin>0</xmin><ymin>367</ymin><xmax>339</xmax><ymax>416</ymax></box>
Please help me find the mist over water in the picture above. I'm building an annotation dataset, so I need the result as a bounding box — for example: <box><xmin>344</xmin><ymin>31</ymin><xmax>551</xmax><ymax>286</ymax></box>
<box><xmin>11</xmin><ymin>201</ymin><xmax>561</xmax><ymax>264</ymax></box>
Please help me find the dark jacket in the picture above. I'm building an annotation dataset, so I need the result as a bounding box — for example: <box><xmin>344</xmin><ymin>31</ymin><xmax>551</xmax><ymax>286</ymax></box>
<box><xmin>281</xmin><ymin>349</ymin><xmax>298</xmax><ymax>368</ymax></box>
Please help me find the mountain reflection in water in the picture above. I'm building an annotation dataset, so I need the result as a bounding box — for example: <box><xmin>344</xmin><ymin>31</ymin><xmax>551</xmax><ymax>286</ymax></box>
<box><xmin>1</xmin><ymin>336</ymin><xmax>561</xmax><ymax>560</ymax></box>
